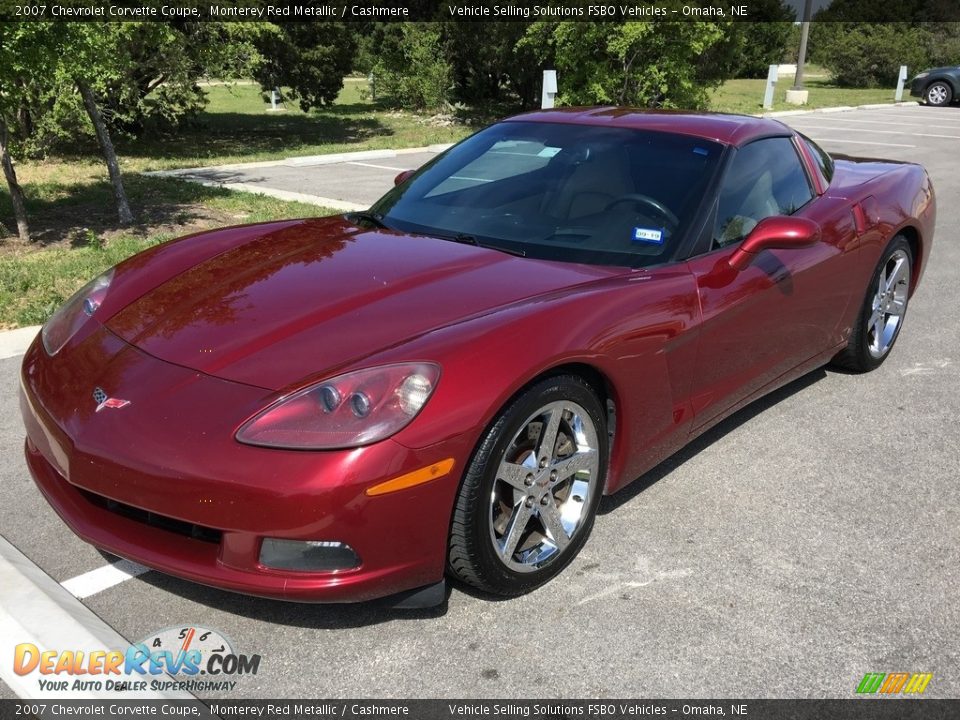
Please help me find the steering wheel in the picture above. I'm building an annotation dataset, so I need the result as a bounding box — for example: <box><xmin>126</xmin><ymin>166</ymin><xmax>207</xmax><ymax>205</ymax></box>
<box><xmin>604</xmin><ymin>194</ymin><xmax>680</xmax><ymax>229</ymax></box>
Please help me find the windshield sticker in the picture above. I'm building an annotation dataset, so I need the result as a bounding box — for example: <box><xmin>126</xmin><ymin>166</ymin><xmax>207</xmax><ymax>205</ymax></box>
<box><xmin>693</xmin><ymin>147</ymin><xmax>709</xmax><ymax>156</ymax></box>
<box><xmin>537</xmin><ymin>146</ymin><xmax>562</xmax><ymax>158</ymax></box>
<box><xmin>632</xmin><ymin>227</ymin><xmax>664</xmax><ymax>244</ymax></box>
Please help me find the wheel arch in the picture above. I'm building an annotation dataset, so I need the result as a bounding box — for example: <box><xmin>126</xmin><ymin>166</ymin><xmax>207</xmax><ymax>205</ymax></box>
<box><xmin>894</xmin><ymin>224</ymin><xmax>923</xmax><ymax>297</ymax></box>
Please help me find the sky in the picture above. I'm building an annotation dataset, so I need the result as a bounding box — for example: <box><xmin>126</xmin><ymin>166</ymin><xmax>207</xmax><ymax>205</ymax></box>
<box><xmin>785</xmin><ymin>0</ymin><xmax>834</xmax><ymax>17</ymax></box>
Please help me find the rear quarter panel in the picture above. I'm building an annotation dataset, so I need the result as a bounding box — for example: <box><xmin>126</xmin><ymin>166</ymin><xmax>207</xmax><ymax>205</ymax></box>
<box><xmin>827</xmin><ymin>161</ymin><xmax>935</xmax><ymax>322</ymax></box>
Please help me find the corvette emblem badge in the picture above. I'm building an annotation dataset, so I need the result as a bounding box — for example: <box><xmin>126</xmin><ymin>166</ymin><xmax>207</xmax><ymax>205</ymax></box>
<box><xmin>93</xmin><ymin>387</ymin><xmax>130</xmax><ymax>412</ymax></box>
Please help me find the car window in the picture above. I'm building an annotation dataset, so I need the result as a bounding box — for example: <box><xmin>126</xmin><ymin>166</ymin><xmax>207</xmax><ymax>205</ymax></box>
<box><xmin>714</xmin><ymin>137</ymin><xmax>814</xmax><ymax>248</ymax></box>
<box><xmin>798</xmin><ymin>133</ymin><xmax>834</xmax><ymax>184</ymax></box>
<box><xmin>370</xmin><ymin>121</ymin><xmax>723</xmax><ymax>269</ymax></box>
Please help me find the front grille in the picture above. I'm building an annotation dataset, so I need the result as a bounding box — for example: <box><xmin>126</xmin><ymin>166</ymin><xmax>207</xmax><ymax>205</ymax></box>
<box><xmin>80</xmin><ymin>489</ymin><xmax>222</xmax><ymax>544</ymax></box>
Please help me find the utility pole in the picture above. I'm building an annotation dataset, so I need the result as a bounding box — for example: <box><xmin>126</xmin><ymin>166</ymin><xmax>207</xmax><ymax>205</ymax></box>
<box><xmin>787</xmin><ymin>0</ymin><xmax>814</xmax><ymax>105</ymax></box>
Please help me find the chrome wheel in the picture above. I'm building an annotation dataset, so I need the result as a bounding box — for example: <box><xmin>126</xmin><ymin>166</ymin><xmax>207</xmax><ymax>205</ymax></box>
<box><xmin>867</xmin><ymin>248</ymin><xmax>910</xmax><ymax>359</ymax></box>
<box><xmin>488</xmin><ymin>400</ymin><xmax>600</xmax><ymax>572</ymax></box>
<box><xmin>926</xmin><ymin>82</ymin><xmax>951</xmax><ymax>106</ymax></box>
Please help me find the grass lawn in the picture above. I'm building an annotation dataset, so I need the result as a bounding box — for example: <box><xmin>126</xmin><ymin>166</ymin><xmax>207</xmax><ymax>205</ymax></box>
<box><xmin>709</xmin><ymin>76</ymin><xmax>902</xmax><ymax>115</ymax></box>
<box><xmin>0</xmin><ymin>80</ymin><xmax>475</xmax><ymax>328</ymax></box>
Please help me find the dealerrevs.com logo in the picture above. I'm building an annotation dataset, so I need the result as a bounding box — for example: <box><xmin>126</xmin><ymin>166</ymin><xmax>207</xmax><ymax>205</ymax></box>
<box><xmin>856</xmin><ymin>672</ymin><xmax>933</xmax><ymax>695</ymax></box>
<box><xmin>13</xmin><ymin>626</ymin><xmax>260</xmax><ymax>694</ymax></box>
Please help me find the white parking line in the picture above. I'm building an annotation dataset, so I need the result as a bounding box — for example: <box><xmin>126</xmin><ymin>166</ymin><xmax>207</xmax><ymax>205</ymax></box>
<box><xmin>61</xmin><ymin>559</ymin><xmax>150</xmax><ymax>599</ymax></box>
<box><xmin>346</xmin><ymin>161</ymin><xmax>409</xmax><ymax>171</ymax></box>
<box><xmin>810</xmin><ymin>138</ymin><xmax>917</xmax><ymax>148</ymax></box>
<box><xmin>789</xmin><ymin>124</ymin><xmax>960</xmax><ymax>140</ymax></box>
<box><xmin>790</xmin><ymin>116</ymin><xmax>960</xmax><ymax>131</ymax></box>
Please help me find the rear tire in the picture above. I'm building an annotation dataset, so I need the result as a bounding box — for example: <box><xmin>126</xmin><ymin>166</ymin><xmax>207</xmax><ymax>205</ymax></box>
<box><xmin>447</xmin><ymin>375</ymin><xmax>607</xmax><ymax>596</ymax></box>
<box><xmin>831</xmin><ymin>236</ymin><xmax>912</xmax><ymax>373</ymax></box>
<box><xmin>925</xmin><ymin>81</ymin><xmax>953</xmax><ymax>107</ymax></box>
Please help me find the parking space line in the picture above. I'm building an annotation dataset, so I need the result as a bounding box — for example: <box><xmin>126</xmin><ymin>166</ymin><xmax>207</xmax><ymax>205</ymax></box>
<box><xmin>345</xmin><ymin>161</ymin><xmax>409</xmax><ymax>171</ymax></box>
<box><xmin>789</xmin><ymin>116</ymin><xmax>960</xmax><ymax>131</ymax></box>
<box><xmin>60</xmin><ymin>559</ymin><xmax>150</xmax><ymax>599</ymax></box>
<box><xmin>788</xmin><ymin>125</ymin><xmax>960</xmax><ymax>140</ymax></box>
<box><xmin>809</xmin><ymin>138</ymin><xmax>917</xmax><ymax>148</ymax></box>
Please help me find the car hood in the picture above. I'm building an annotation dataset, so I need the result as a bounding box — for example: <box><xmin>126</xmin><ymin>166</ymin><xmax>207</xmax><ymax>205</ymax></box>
<box><xmin>106</xmin><ymin>217</ymin><xmax>616</xmax><ymax>390</ymax></box>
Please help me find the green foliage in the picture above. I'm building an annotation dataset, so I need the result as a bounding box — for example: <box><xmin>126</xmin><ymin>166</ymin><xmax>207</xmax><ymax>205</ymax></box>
<box><xmin>523</xmin><ymin>20</ymin><xmax>727</xmax><ymax>109</ymax></box>
<box><xmin>810</xmin><ymin>1</ymin><xmax>960</xmax><ymax>87</ymax></box>
<box><xmin>810</xmin><ymin>23</ymin><xmax>933</xmax><ymax>87</ymax></box>
<box><xmin>713</xmin><ymin>2</ymin><xmax>795</xmax><ymax>78</ymax></box>
<box><xmin>252</xmin><ymin>23</ymin><xmax>357</xmax><ymax>112</ymax></box>
<box><xmin>442</xmin><ymin>22</ymin><xmax>548</xmax><ymax>109</ymax></box>
<box><xmin>369</xmin><ymin>24</ymin><xmax>453</xmax><ymax>110</ymax></box>
<box><xmin>1</xmin><ymin>23</ymin><xmax>264</xmax><ymax>156</ymax></box>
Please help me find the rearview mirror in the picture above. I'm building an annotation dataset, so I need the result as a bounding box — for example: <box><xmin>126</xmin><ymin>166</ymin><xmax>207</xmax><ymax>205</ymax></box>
<box><xmin>728</xmin><ymin>216</ymin><xmax>821</xmax><ymax>271</ymax></box>
<box><xmin>394</xmin><ymin>169</ymin><xmax>415</xmax><ymax>186</ymax></box>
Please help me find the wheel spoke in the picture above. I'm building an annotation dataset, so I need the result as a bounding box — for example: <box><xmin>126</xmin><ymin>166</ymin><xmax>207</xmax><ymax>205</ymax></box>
<box><xmin>500</xmin><ymin>503</ymin><xmax>533</xmax><ymax>560</ymax></box>
<box><xmin>868</xmin><ymin>307</ymin><xmax>883</xmax><ymax>330</ymax></box>
<box><xmin>539</xmin><ymin>495</ymin><xmax>570</xmax><ymax>550</ymax></box>
<box><xmin>889</xmin><ymin>298</ymin><xmax>906</xmax><ymax>316</ymax></box>
<box><xmin>885</xmin><ymin>256</ymin><xmax>908</xmax><ymax>293</ymax></box>
<box><xmin>872</xmin><ymin>317</ymin><xmax>885</xmax><ymax>347</ymax></box>
<box><xmin>536</xmin><ymin>407</ymin><xmax>563</xmax><ymax>464</ymax></box>
<box><xmin>497</xmin><ymin>460</ymin><xmax>532</xmax><ymax>491</ymax></box>
<box><xmin>550</xmin><ymin>449</ymin><xmax>597</xmax><ymax>482</ymax></box>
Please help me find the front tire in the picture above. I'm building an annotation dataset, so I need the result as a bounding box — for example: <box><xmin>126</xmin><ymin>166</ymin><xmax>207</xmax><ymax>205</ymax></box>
<box><xmin>447</xmin><ymin>375</ymin><xmax>607</xmax><ymax>596</ymax></box>
<box><xmin>832</xmin><ymin>236</ymin><xmax>912</xmax><ymax>373</ymax></box>
<box><xmin>925</xmin><ymin>81</ymin><xmax>953</xmax><ymax>107</ymax></box>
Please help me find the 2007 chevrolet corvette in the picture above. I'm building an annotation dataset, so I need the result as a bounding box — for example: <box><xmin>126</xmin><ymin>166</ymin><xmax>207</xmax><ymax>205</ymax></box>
<box><xmin>21</xmin><ymin>108</ymin><xmax>935</xmax><ymax>606</ymax></box>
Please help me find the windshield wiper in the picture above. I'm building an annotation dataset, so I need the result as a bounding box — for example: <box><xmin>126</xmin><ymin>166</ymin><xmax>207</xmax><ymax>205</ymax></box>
<box><xmin>445</xmin><ymin>232</ymin><xmax>526</xmax><ymax>258</ymax></box>
<box><xmin>347</xmin><ymin>210</ymin><xmax>390</xmax><ymax>229</ymax></box>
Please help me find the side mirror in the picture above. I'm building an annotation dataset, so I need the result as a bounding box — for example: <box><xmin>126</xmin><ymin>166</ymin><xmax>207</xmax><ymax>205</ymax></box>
<box><xmin>728</xmin><ymin>216</ymin><xmax>821</xmax><ymax>271</ymax></box>
<box><xmin>394</xmin><ymin>169</ymin><xmax>415</xmax><ymax>186</ymax></box>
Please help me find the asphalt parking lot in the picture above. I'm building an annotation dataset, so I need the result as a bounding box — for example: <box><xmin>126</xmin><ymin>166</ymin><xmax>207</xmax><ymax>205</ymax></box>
<box><xmin>2</xmin><ymin>105</ymin><xmax>958</xmax><ymax>700</ymax></box>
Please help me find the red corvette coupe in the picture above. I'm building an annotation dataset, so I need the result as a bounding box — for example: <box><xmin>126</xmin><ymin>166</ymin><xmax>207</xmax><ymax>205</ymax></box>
<box><xmin>20</xmin><ymin>109</ymin><xmax>935</xmax><ymax>607</ymax></box>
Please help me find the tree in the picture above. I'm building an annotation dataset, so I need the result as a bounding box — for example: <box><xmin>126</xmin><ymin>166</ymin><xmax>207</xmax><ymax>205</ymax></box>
<box><xmin>252</xmin><ymin>24</ymin><xmax>356</xmax><ymax>112</ymax></box>
<box><xmin>0</xmin><ymin>23</ymin><xmax>60</xmax><ymax>242</ymax></box>
<box><xmin>442</xmin><ymin>21</ymin><xmax>549</xmax><ymax>109</ymax></box>
<box><xmin>62</xmin><ymin>25</ymin><xmax>134</xmax><ymax>225</ymax></box>
<box><xmin>702</xmin><ymin>1</ymin><xmax>796</xmax><ymax>79</ymax></box>
<box><xmin>367</xmin><ymin>23</ymin><xmax>452</xmax><ymax>110</ymax></box>
<box><xmin>523</xmin><ymin>20</ymin><xmax>728</xmax><ymax>110</ymax></box>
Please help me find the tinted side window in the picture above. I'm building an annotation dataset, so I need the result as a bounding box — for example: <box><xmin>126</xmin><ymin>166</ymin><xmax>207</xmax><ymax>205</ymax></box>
<box><xmin>714</xmin><ymin>137</ymin><xmax>814</xmax><ymax>247</ymax></box>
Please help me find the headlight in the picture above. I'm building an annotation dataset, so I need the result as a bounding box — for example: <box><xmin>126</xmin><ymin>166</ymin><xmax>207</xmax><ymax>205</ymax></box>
<box><xmin>236</xmin><ymin>362</ymin><xmax>440</xmax><ymax>450</ymax></box>
<box><xmin>41</xmin><ymin>269</ymin><xmax>114</xmax><ymax>356</ymax></box>
<box><xmin>915</xmin><ymin>72</ymin><xmax>929</xmax><ymax>79</ymax></box>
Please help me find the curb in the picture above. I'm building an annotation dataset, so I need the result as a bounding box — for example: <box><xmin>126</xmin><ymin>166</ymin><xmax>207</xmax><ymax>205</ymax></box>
<box><xmin>760</xmin><ymin>101</ymin><xmax>919</xmax><ymax>119</ymax></box>
<box><xmin>0</xmin><ymin>536</ymin><xmax>194</xmax><ymax>700</ymax></box>
<box><xmin>0</xmin><ymin>325</ymin><xmax>39</xmax><ymax>360</ymax></box>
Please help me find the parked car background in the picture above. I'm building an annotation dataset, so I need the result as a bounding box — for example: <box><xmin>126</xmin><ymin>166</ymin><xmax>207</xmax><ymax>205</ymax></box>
<box><xmin>911</xmin><ymin>66</ymin><xmax>960</xmax><ymax>106</ymax></box>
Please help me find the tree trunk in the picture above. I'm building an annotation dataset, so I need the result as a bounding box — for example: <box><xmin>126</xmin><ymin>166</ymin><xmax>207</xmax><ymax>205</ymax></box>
<box><xmin>77</xmin><ymin>78</ymin><xmax>134</xmax><ymax>225</ymax></box>
<box><xmin>0</xmin><ymin>121</ymin><xmax>31</xmax><ymax>243</ymax></box>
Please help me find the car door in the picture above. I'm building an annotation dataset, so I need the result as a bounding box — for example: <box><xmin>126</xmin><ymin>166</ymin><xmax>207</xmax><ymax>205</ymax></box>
<box><xmin>684</xmin><ymin>135</ymin><xmax>858</xmax><ymax>431</ymax></box>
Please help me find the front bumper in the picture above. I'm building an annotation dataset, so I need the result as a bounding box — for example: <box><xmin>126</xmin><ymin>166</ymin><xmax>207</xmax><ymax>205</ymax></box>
<box><xmin>20</xmin><ymin>328</ymin><xmax>465</xmax><ymax>602</ymax></box>
<box><xmin>910</xmin><ymin>78</ymin><xmax>927</xmax><ymax>97</ymax></box>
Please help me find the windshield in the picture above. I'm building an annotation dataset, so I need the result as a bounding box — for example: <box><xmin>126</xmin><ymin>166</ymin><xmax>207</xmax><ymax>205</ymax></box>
<box><xmin>370</xmin><ymin>120</ymin><xmax>724</xmax><ymax>268</ymax></box>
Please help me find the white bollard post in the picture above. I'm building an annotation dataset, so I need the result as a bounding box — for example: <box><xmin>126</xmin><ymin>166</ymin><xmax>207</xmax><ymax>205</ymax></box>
<box><xmin>541</xmin><ymin>70</ymin><xmax>558</xmax><ymax>109</ymax></box>
<box><xmin>895</xmin><ymin>65</ymin><xmax>908</xmax><ymax>102</ymax></box>
<box><xmin>271</xmin><ymin>89</ymin><xmax>278</xmax><ymax>111</ymax></box>
<box><xmin>763</xmin><ymin>64</ymin><xmax>778</xmax><ymax>110</ymax></box>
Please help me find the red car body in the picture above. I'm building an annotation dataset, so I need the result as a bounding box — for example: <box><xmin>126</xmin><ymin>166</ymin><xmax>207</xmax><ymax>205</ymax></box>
<box><xmin>20</xmin><ymin>109</ymin><xmax>936</xmax><ymax>603</ymax></box>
